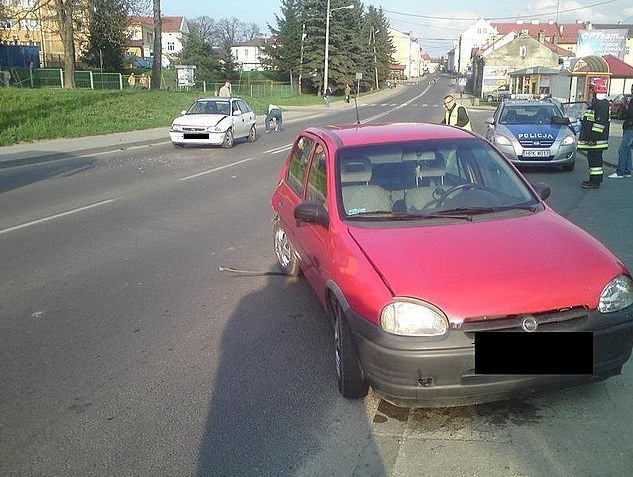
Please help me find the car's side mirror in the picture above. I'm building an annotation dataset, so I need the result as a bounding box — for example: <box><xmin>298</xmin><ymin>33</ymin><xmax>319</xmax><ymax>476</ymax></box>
<box><xmin>531</xmin><ymin>181</ymin><xmax>551</xmax><ymax>201</ymax></box>
<box><xmin>551</xmin><ymin>116</ymin><xmax>571</xmax><ymax>126</ymax></box>
<box><xmin>180</xmin><ymin>110</ymin><xmax>187</xmax><ymax>115</ymax></box>
<box><xmin>294</xmin><ymin>202</ymin><xmax>329</xmax><ymax>228</ymax></box>
<box><xmin>485</xmin><ymin>116</ymin><xmax>495</xmax><ymax>126</ymax></box>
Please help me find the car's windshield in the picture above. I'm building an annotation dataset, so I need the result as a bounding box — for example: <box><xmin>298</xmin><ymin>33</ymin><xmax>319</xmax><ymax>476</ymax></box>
<box><xmin>337</xmin><ymin>138</ymin><xmax>538</xmax><ymax>220</ymax></box>
<box><xmin>187</xmin><ymin>100</ymin><xmax>231</xmax><ymax>115</ymax></box>
<box><xmin>499</xmin><ymin>104</ymin><xmax>562</xmax><ymax>124</ymax></box>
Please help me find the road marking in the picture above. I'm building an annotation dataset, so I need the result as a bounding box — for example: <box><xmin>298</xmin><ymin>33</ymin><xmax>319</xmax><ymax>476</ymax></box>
<box><xmin>360</xmin><ymin>85</ymin><xmax>433</xmax><ymax>125</ymax></box>
<box><xmin>263</xmin><ymin>143</ymin><xmax>293</xmax><ymax>154</ymax></box>
<box><xmin>0</xmin><ymin>198</ymin><xmax>117</xmax><ymax>236</ymax></box>
<box><xmin>178</xmin><ymin>157</ymin><xmax>254</xmax><ymax>181</ymax></box>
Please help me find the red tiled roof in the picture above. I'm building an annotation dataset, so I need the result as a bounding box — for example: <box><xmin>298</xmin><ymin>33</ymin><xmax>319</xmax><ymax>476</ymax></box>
<box><xmin>491</xmin><ymin>22</ymin><xmax>586</xmax><ymax>45</ymax></box>
<box><xmin>543</xmin><ymin>40</ymin><xmax>574</xmax><ymax>57</ymax></box>
<box><xmin>421</xmin><ymin>52</ymin><xmax>431</xmax><ymax>60</ymax></box>
<box><xmin>603</xmin><ymin>54</ymin><xmax>633</xmax><ymax>77</ymax></box>
<box><xmin>128</xmin><ymin>16</ymin><xmax>184</xmax><ymax>32</ymax></box>
<box><xmin>557</xmin><ymin>23</ymin><xmax>585</xmax><ymax>44</ymax></box>
<box><xmin>390</xmin><ymin>63</ymin><xmax>406</xmax><ymax>70</ymax></box>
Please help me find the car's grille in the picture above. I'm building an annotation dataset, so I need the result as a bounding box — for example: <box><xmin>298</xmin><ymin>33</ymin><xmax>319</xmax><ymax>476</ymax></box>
<box><xmin>182</xmin><ymin>126</ymin><xmax>206</xmax><ymax>132</ymax></box>
<box><xmin>518</xmin><ymin>139</ymin><xmax>555</xmax><ymax>148</ymax></box>
<box><xmin>458</xmin><ymin>306</ymin><xmax>588</xmax><ymax>333</ymax></box>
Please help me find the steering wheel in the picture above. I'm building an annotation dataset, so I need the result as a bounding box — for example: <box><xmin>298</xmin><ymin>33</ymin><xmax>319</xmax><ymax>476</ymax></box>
<box><xmin>421</xmin><ymin>183</ymin><xmax>495</xmax><ymax>210</ymax></box>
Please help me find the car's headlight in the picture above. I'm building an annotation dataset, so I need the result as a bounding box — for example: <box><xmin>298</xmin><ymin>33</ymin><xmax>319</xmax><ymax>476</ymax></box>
<box><xmin>172</xmin><ymin>124</ymin><xmax>183</xmax><ymax>131</ymax></box>
<box><xmin>599</xmin><ymin>275</ymin><xmax>633</xmax><ymax>313</ymax></box>
<box><xmin>381</xmin><ymin>299</ymin><xmax>449</xmax><ymax>336</ymax></box>
<box><xmin>495</xmin><ymin>135</ymin><xmax>511</xmax><ymax>146</ymax></box>
<box><xmin>562</xmin><ymin>135</ymin><xmax>575</xmax><ymax>145</ymax></box>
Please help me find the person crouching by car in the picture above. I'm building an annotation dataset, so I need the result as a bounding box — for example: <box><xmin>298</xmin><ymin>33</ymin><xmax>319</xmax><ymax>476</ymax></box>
<box><xmin>578</xmin><ymin>81</ymin><xmax>610</xmax><ymax>189</ymax></box>
<box><xmin>265</xmin><ymin>104</ymin><xmax>283</xmax><ymax>133</ymax></box>
<box><xmin>441</xmin><ymin>94</ymin><xmax>471</xmax><ymax>130</ymax></box>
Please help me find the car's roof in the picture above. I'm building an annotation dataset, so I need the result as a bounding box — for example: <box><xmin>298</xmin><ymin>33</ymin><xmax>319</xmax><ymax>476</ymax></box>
<box><xmin>305</xmin><ymin>123</ymin><xmax>475</xmax><ymax>148</ymax></box>
<box><xmin>195</xmin><ymin>97</ymin><xmax>240</xmax><ymax>101</ymax></box>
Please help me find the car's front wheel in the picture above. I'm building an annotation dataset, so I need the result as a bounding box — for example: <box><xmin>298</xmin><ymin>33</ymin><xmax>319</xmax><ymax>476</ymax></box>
<box><xmin>172</xmin><ymin>142</ymin><xmax>184</xmax><ymax>148</ymax></box>
<box><xmin>273</xmin><ymin>221</ymin><xmax>300</xmax><ymax>276</ymax></box>
<box><xmin>221</xmin><ymin>129</ymin><xmax>234</xmax><ymax>149</ymax></box>
<box><xmin>248</xmin><ymin>125</ymin><xmax>257</xmax><ymax>142</ymax></box>
<box><xmin>334</xmin><ymin>302</ymin><xmax>369</xmax><ymax>399</ymax></box>
<box><xmin>562</xmin><ymin>162</ymin><xmax>575</xmax><ymax>172</ymax></box>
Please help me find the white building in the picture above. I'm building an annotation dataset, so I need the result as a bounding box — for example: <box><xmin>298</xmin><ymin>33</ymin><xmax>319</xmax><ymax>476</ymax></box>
<box><xmin>126</xmin><ymin>16</ymin><xmax>187</xmax><ymax>64</ymax></box>
<box><xmin>457</xmin><ymin>18</ymin><xmax>497</xmax><ymax>74</ymax></box>
<box><xmin>230</xmin><ymin>39</ymin><xmax>269</xmax><ymax>72</ymax></box>
<box><xmin>388</xmin><ymin>28</ymin><xmax>423</xmax><ymax>78</ymax></box>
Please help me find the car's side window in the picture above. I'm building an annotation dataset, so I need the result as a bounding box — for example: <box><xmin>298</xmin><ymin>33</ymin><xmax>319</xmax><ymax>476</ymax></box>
<box><xmin>286</xmin><ymin>136</ymin><xmax>315</xmax><ymax>196</ymax></box>
<box><xmin>306</xmin><ymin>144</ymin><xmax>327</xmax><ymax>209</ymax></box>
<box><xmin>237</xmin><ymin>100</ymin><xmax>252</xmax><ymax>113</ymax></box>
<box><xmin>231</xmin><ymin>101</ymin><xmax>241</xmax><ymax>115</ymax></box>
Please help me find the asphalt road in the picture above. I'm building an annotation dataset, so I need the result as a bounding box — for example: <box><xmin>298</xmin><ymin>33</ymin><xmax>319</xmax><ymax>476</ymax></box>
<box><xmin>1</xmin><ymin>77</ymin><xmax>633</xmax><ymax>476</ymax></box>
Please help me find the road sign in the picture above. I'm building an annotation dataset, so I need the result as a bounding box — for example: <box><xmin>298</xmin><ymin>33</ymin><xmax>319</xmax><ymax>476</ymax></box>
<box><xmin>355</xmin><ymin>73</ymin><xmax>362</xmax><ymax>80</ymax></box>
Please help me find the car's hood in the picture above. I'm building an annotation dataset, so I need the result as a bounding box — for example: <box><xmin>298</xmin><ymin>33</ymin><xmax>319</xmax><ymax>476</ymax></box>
<box><xmin>347</xmin><ymin>210</ymin><xmax>624</xmax><ymax>322</ymax></box>
<box><xmin>172</xmin><ymin>114</ymin><xmax>230</xmax><ymax>126</ymax></box>
<box><xmin>501</xmin><ymin>123</ymin><xmax>568</xmax><ymax>140</ymax></box>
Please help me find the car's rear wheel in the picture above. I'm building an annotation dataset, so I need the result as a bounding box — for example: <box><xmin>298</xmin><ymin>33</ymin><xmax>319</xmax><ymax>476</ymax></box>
<box><xmin>221</xmin><ymin>129</ymin><xmax>234</xmax><ymax>149</ymax></box>
<box><xmin>273</xmin><ymin>221</ymin><xmax>300</xmax><ymax>276</ymax></box>
<box><xmin>248</xmin><ymin>125</ymin><xmax>257</xmax><ymax>142</ymax></box>
<box><xmin>562</xmin><ymin>162</ymin><xmax>575</xmax><ymax>172</ymax></box>
<box><xmin>334</xmin><ymin>302</ymin><xmax>369</xmax><ymax>399</ymax></box>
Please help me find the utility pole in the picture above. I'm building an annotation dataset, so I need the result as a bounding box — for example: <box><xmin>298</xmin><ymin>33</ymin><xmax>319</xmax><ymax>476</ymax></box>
<box><xmin>298</xmin><ymin>24</ymin><xmax>306</xmax><ymax>94</ymax></box>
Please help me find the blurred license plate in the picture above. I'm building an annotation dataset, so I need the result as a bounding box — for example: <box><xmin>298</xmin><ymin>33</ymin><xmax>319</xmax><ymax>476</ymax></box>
<box><xmin>523</xmin><ymin>149</ymin><xmax>550</xmax><ymax>157</ymax></box>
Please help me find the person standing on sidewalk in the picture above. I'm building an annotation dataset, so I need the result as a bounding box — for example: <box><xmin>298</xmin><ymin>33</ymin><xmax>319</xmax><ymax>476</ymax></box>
<box><xmin>265</xmin><ymin>104</ymin><xmax>283</xmax><ymax>133</ymax></box>
<box><xmin>323</xmin><ymin>86</ymin><xmax>332</xmax><ymax>107</ymax></box>
<box><xmin>441</xmin><ymin>94</ymin><xmax>471</xmax><ymax>131</ymax></box>
<box><xmin>609</xmin><ymin>84</ymin><xmax>633</xmax><ymax>179</ymax></box>
<box><xmin>578</xmin><ymin>81</ymin><xmax>610</xmax><ymax>189</ymax></box>
<box><xmin>344</xmin><ymin>83</ymin><xmax>351</xmax><ymax>103</ymax></box>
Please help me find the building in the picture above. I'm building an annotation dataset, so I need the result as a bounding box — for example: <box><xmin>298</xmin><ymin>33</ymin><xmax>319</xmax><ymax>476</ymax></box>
<box><xmin>126</xmin><ymin>16</ymin><xmax>187</xmax><ymax>64</ymax></box>
<box><xmin>230</xmin><ymin>38</ymin><xmax>269</xmax><ymax>72</ymax></box>
<box><xmin>0</xmin><ymin>1</ymin><xmax>89</xmax><ymax>67</ymax></box>
<box><xmin>457</xmin><ymin>18</ymin><xmax>497</xmax><ymax>75</ymax></box>
<box><xmin>472</xmin><ymin>32</ymin><xmax>572</xmax><ymax>98</ymax></box>
<box><xmin>388</xmin><ymin>28</ymin><xmax>423</xmax><ymax>78</ymax></box>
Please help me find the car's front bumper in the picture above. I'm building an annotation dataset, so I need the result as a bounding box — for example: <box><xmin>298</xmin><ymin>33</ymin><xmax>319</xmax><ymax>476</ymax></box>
<box><xmin>169</xmin><ymin>130</ymin><xmax>225</xmax><ymax>145</ymax></box>
<box><xmin>346</xmin><ymin>307</ymin><xmax>633</xmax><ymax>408</ymax></box>
<box><xmin>495</xmin><ymin>142</ymin><xmax>576</xmax><ymax>167</ymax></box>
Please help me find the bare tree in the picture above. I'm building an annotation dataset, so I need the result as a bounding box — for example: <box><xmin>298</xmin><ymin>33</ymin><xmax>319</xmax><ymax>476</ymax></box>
<box><xmin>53</xmin><ymin>0</ymin><xmax>77</xmax><ymax>88</ymax></box>
<box><xmin>150</xmin><ymin>0</ymin><xmax>161</xmax><ymax>89</ymax></box>
<box><xmin>241</xmin><ymin>22</ymin><xmax>261</xmax><ymax>42</ymax></box>
<box><xmin>188</xmin><ymin>16</ymin><xmax>219</xmax><ymax>46</ymax></box>
<box><xmin>216</xmin><ymin>17</ymin><xmax>241</xmax><ymax>51</ymax></box>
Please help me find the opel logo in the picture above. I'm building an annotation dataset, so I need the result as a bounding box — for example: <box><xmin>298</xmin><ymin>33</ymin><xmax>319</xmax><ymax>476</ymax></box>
<box><xmin>521</xmin><ymin>315</ymin><xmax>538</xmax><ymax>332</ymax></box>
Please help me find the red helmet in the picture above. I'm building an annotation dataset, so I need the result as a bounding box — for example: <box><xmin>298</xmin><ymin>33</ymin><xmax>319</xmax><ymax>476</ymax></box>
<box><xmin>589</xmin><ymin>79</ymin><xmax>607</xmax><ymax>94</ymax></box>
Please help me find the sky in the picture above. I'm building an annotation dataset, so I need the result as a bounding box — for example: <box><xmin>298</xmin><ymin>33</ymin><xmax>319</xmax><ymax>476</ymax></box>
<box><xmin>160</xmin><ymin>0</ymin><xmax>633</xmax><ymax>56</ymax></box>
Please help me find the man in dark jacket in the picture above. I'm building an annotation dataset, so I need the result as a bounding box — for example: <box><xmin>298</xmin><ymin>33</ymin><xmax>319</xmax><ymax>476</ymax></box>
<box><xmin>609</xmin><ymin>84</ymin><xmax>633</xmax><ymax>179</ymax></box>
<box><xmin>578</xmin><ymin>81</ymin><xmax>610</xmax><ymax>189</ymax></box>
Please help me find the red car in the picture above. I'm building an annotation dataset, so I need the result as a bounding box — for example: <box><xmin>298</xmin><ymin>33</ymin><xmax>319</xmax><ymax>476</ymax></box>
<box><xmin>610</xmin><ymin>94</ymin><xmax>632</xmax><ymax>119</ymax></box>
<box><xmin>270</xmin><ymin>123</ymin><xmax>633</xmax><ymax>407</ymax></box>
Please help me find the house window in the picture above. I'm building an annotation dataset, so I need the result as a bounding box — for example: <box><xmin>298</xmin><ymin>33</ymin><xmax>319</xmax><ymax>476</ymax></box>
<box><xmin>244</xmin><ymin>49</ymin><xmax>249</xmax><ymax>57</ymax></box>
<box><xmin>167</xmin><ymin>42</ymin><xmax>175</xmax><ymax>51</ymax></box>
<box><xmin>519</xmin><ymin>46</ymin><xmax>527</xmax><ymax>58</ymax></box>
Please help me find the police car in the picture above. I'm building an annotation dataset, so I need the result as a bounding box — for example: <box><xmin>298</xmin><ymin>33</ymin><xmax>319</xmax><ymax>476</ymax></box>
<box><xmin>485</xmin><ymin>99</ymin><xmax>577</xmax><ymax>171</ymax></box>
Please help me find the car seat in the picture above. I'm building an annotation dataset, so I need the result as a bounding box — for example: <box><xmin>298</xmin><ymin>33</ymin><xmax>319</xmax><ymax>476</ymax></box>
<box><xmin>340</xmin><ymin>156</ymin><xmax>393</xmax><ymax>214</ymax></box>
<box><xmin>403</xmin><ymin>151</ymin><xmax>447</xmax><ymax>211</ymax></box>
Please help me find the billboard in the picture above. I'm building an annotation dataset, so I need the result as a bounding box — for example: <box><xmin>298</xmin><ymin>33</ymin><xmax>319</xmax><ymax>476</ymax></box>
<box><xmin>577</xmin><ymin>29</ymin><xmax>628</xmax><ymax>60</ymax></box>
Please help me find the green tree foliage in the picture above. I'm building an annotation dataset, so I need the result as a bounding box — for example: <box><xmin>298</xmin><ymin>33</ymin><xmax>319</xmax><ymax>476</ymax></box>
<box><xmin>84</xmin><ymin>0</ymin><xmax>129</xmax><ymax>72</ymax></box>
<box><xmin>178</xmin><ymin>23</ymin><xmax>222</xmax><ymax>80</ymax></box>
<box><xmin>267</xmin><ymin>0</ymin><xmax>394</xmax><ymax>95</ymax></box>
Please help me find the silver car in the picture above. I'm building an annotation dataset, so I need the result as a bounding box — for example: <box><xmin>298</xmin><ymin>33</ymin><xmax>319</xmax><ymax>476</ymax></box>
<box><xmin>485</xmin><ymin>99</ymin><xmax>577</xmax><ymax>171</ymax></box>
<box><xmin>169</xmin><ymin>97</ymin><xmax>257</xmax><ymax>149</ymax></box>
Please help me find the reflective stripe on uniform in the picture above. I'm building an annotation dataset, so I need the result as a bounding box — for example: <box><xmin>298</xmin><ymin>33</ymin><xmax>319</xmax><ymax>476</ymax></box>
<box><xmin>444</xmin><ymin>104</ymin><xmax>472</xmax><ymax>131</ymax></box>
<box><xmin>589</xmin><ymin>167</ymin><xmax>603</xmax><ymax>175</ymax></box>
<box><xmin>592</xmin><ymin>123</ymin><xmax>605</xmax><ymax>133</ymax></box>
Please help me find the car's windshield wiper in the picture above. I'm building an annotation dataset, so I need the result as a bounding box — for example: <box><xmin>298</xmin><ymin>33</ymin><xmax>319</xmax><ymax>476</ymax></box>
<box><xmin>346</xmin><ymin>210</ymin><xmax>474</xmax><ymax>222</ymax></box>
<box><xmin>436</xmin><ymin>205</ymin><xmax>539</xmax><ymax>215</ymax></box>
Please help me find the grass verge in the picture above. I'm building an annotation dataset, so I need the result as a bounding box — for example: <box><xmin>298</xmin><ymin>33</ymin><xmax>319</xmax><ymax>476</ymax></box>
<box><xmin>0</xmin><ymin>88</ymin><xmax>335</xmax><ymax>146</ymax></box>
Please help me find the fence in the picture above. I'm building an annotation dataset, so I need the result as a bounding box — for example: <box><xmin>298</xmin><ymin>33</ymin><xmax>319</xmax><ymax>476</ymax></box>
<box><xmin>4</xmin><ymin>68</ymin><xmax>301</xmax><ymax>98</ymax></box>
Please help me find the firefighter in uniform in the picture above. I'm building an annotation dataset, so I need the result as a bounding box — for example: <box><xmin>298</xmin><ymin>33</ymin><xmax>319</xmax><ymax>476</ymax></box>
<box><xmin>578</xmin><ymin>81</ymin><xmax>610</xmax><ymax>189</ymax></box>
<box><xmin>441</xmin><ymin>94</ymin><xmax>472</xmax><ymax>130</ymax></box>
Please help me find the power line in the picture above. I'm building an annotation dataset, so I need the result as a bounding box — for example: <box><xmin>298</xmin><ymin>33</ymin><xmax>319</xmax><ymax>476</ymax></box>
<box><xmin>381</xmin><ymin>0</ymin><xmax>619</xmax><ymax>21</ymax></box>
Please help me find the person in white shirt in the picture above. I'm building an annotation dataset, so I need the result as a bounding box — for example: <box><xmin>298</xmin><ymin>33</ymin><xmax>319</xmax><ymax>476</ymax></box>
<box><xmin>218</xmin><ymin>80</ymin><xmax>231</xmax><ymax>97</ymax></box>
<box><xmin>265</xmin><ymin>104</ymin><xmax>283</xmax><ymax>133</ymax></box>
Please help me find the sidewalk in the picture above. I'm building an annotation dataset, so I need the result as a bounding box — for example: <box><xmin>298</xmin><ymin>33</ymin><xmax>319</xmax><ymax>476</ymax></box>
<box><xmin>0</xmin><ymin>85</ymin><xmax>405</xmax><ymax>169</ymax></box>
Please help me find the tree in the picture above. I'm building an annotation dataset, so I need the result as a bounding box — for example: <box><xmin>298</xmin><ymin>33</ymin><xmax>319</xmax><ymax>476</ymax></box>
<box><xmin>150</xmin><ymin>0</ymin><xmax>161</xmax><ymax>89</ymax></box>
<box><xmin>84</xmin><ymin>0</ymin><xmax>129</xmax><ymax>72</ymax></box>
<box><xmin>178</xmin><ymin>22</ymin><xmax>221</xmax><ymax>79</ymax></box>
<box><xmin>263</xmin><ymin>0</ymin><xmax>301</xmax><ymax>77</ymax></box>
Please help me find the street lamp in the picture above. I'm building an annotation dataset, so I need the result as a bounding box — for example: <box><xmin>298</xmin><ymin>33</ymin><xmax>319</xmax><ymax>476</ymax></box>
<box><xmin>298</xmin><ymin>24</ymin><xmax>306</xmax><ymax>94</ymax></box>
<box><xmin>323</xmin><ymin>1</ymin><xmax>353</xmax><ymax>95</ymax></box>
<box><xmin>370</xmin><ymin>28</ymin><xmax>380</xmax><ymax>90</ymax></box>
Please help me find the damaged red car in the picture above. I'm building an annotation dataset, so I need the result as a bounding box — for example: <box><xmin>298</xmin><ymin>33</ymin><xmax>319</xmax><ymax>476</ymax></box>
<box><xmin>270</xmin><ymin>123</ymin><xmax>633</xmax><ymax>407</ymax></box>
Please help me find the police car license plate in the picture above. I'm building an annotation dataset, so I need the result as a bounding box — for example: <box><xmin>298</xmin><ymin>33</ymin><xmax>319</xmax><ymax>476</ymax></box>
<box><xmin>523</xmin><ymin>149</ymin><xmax>550</xmax><ymax>158</ymax></box>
